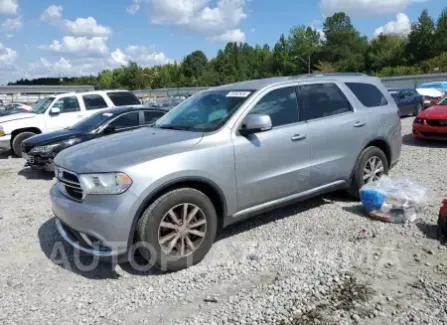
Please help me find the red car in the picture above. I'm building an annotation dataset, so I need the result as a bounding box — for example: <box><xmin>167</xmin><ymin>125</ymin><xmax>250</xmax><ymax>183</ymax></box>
<box><xmin>413</xmin><ymin>96</ymin><xmax>447</xmax><ymax>141</ymax></box>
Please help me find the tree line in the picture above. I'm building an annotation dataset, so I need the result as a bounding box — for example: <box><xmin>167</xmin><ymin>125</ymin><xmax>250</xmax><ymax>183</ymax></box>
<box><xmin>10</xmin><ymin>8</ymin><xmax>447</xmax><ymax>90</ymax></box>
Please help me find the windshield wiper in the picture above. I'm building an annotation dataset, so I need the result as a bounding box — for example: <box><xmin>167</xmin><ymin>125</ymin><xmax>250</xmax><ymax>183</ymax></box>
<box><xmin>156</xmin><ymin>124</ymin><xmax>195</xmax><ymax>131</ymax></box>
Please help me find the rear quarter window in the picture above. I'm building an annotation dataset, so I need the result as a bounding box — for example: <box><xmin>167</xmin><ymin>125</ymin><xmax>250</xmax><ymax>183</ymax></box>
<box><xmin>345</xmin><ymin>82</ymin><xmax>388</xmax><ymax>107</ymax></box>
<box><xmin>106</xmin><ymin>92</ymin><xmax>141</xmax><ymax>106</ymax></box>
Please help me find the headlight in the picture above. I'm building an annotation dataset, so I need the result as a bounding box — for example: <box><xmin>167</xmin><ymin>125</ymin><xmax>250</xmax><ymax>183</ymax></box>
<box><xmin>30</xmin><ymin>138</ymin><xmax>82</xmax><ymax>154</ymax></box>
<box><xmin>79</xmin><ymin>173</ymin><xmax>132</xmax><ymax>195</ymax></box>
<box><xmin>30</xmin><ymin>143</ymin><xmax>61</xmax><ymax>154</ymax></box>
<box><xmin>414</xmin><ymin>118</ymin><xmax>424</xmax><ymax>124</ymax></box>
<box><xmin>0</xmin><ymin>126</ymin><xmax>4</xmax><ymax>137</ymax></box>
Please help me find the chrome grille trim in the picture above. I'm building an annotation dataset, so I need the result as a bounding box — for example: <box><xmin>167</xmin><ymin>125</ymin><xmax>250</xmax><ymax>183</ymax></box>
<box><xmin>55</xmin><ymin>166</ymin><xmax>84</xmax><ymax>201</ymax></box>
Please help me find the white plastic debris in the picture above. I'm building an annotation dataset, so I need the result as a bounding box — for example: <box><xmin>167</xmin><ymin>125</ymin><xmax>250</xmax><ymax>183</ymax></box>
<box><xmin>359</xmin><ymin>175</ymin><xmax>432</xmax><ymax>224</ymax></box>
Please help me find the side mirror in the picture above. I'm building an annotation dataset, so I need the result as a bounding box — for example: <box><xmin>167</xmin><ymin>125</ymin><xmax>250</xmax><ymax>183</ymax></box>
<box><xmin>103</xmin><ymin>125</ymin><xmax>116</xmax><ymax>134</ymax></box>
<box><xmin>239</xmin><ymin>114</ymin><xmax>272</xmax><ymax>135</ymax></box>
<box><xmin>50</xmin><ymin>107</ymin><xmax>61</xmax><ymax>115</ymax></box>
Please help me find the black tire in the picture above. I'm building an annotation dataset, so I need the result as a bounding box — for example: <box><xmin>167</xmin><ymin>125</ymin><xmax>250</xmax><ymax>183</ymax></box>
<box><xmin>347</xmin><ymin>146</ymin><xmax>389</xmax><ymax>199</ymax></box>
<box><xmin>12</xmin><ymin>132</ymin><xmax>36</xmax><ymax>157</ymax></box>
<box><xmin>137</xmin><ymin>188</ymin><xmax>217</xmax><ymax>272</ymax></box>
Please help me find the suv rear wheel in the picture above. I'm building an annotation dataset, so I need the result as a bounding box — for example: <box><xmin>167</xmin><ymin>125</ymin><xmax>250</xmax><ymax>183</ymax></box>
<box><xmin>348</xmin><ymin>146</ymin><xmax>389</xmax><ymax>198</ymax></box>
<box><xmin>12</xmin><ymin>131</ymin><xmax>36</xmax><ymax>157</ymax></box>
<box><xmin>137</xmin><ymin>188</ymin><xmax>218</xmax><ymax>272</ymax></box>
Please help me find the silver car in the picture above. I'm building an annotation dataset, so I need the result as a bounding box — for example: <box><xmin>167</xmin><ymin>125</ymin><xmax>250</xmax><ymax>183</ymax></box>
<box><xmin>50</xmin><ymin>73</ymin><xmax>402</xmax><ymax>271</ymax></box>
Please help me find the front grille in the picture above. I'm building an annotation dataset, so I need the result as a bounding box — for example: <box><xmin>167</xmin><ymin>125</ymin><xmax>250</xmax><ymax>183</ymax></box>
<box><xmin>426</xmin><ymin>120</ymin><xmax>447</xmax><ymax>127</ymax></box>
<box><xmin>57</xmin><ymin>168</ymin><xmax>84</xmax><ymax>201</ymax></box>
<box><xmin>421</xmin><ymin>132</ymin><xmax>447</xmax><ymax>138</ymax></box>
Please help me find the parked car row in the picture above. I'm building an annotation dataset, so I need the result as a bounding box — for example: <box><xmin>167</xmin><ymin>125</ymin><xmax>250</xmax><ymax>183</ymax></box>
<box><xmin>18</xmin><ymin>74</ymin><xmax>400</xmax><ymax>272</ymax></box>
<box><xmin>0</xmin><ymin>90</ymin><xmax>142</xmax><ymax>156</ymax></box>
<box><xmin>5</xmin><ymin>74</ymin><xmax>446</xmax><ymax>272</ymax></box>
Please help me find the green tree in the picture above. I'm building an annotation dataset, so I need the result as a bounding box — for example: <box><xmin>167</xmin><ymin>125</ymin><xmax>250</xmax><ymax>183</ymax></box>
<box><xmin>98</xmin><ymin>70</ymin><xmax>114</xmax><ymax>89</ymax></box>
<box><xmin>288</xmin><ymin>25</ymin><xmax>321</xmax><ymax>73</ymax></box>
<box><xmin>321</xmin><ymin>12</ymin><xmax>368</xmax><ymax>72</ymax></box>
<box><xmin>435</xmin><ymin>7</ymin><xmax>447</xmax><ymax>55</ymax></box>
<box><xmin>181</xmin><ymin>50</ymin><xmax>208</xmax><ymax>83</ymax></box>
<box><xmin>271</xmin><ymin>34</ymin><xmax>296</xmax><ymax>75</ymax></box>
<box><xmin>406</xmin><ymin>9</ymin><xmax>436</xmax><ymax>63</ymax></box>
<box><xmin>366</xmin><ymin>34</ymin><xmax>407</xmax><ymax>73</ymax></box>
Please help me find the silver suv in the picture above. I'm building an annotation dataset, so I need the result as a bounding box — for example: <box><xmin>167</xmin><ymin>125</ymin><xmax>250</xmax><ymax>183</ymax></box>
<box><xmin>50</xmin><ymin>74</ymin><xmax>402</xmax><ymax>271</ymax></box>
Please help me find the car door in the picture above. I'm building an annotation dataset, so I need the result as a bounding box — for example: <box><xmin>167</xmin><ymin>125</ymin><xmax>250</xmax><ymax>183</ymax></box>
<box><xmin>44</xmin><ymin>95</ymin><xmax>84</xmax><ymax>131</ymax></box>
<box><xmin>232</xmin><ymin>86</ymin><xmax>311</xmax><ymax>211</ymax></box>
<box><xmin>299</xmin><ymin>82</ymin><xmax>368</xmax><ymax>189</ymax></box>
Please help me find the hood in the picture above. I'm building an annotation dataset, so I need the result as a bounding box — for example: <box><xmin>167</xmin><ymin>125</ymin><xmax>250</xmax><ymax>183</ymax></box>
<box><xmin>0</xmin><ymin>112</ymin><xmax>36</xmax><ymax>123</ymax></box>
<box><xmin>418</xmin><ymin>104</ymin><xmax>447</xmax><ymax>119</ymax></box>
<box><xmin>416</xmin><ymin>88</ymin><xmax>445</xmax><ymax>98</ymax></box>
<box><xmin>23</xmin><ymin>128</ymin><xmax>84</xmax><ymax>147</ymax></box>
<box><xmin>55</xmin><ymin>127</ymin><xmax>204</xmax><ymax>173</ymax></box>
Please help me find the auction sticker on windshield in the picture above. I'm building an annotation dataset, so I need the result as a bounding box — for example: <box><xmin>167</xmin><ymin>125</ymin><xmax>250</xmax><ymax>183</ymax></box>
<box><xmin>226</xmin><ymin>91</ymin><xmax>251</xmax><ymax>98</ymax></box>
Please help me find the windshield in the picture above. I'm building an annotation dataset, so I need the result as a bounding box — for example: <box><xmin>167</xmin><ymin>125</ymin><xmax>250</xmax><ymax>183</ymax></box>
<box><xmin>70</xmin><ymin>111</ymin><xmax>117</xmax><ymax>132</ymax></box>
<box><xmin>31</xmin><ymin>97</ymin><xmax>55</xmax><ymax>114</ymax></box>
<box><xmin>438</xmin><ymin>96</ymin><xmax>447</xmax><ymax>105</ymax></box>
<box><xmin>154</xmin><ymin>90</ymin><xmax>253</xmax><ymax>132</ymax></box>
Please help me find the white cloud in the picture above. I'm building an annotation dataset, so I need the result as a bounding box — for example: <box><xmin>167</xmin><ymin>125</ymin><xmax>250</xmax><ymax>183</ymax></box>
<box><xmin>0</xmin><ymin>0</ymin><xmax>18</xmax><ymax>15</ymax></box>
<box><xmin>374</xmin><ymin>13</ymin><xmax>411</xmax><ymax>37</ymax></box>
<box><xmin>126</xmin><ymin>0</ymin><xmax>143</xmax><ymax>14</ymax></box>
<box><xmin>0</xmin><ymin>42</ymin><xmax>17</xmax><ymax>63</ymax></box>
<box><xmin>209</xmin><ymin>29</ymin><xmax>246</xmax><ymax>42</ymax></box>
<box><xmin>148</xmin><ymin>0</ymin><xmax>247</xmax><ymax>41</ymax></box>
<box><xmin>1</xmin><ymin>16</ymin><xmax>21</xmax><ymax>31</ymax></box>
<box><xmin>40</xmin><ymin>6</ymin><xmax>112</xmax><ymax>37</ymax></box>
<box><xmin>40</xmin><ymin>5</ymin><xmax>63</xmax><ymax>23</ymax></box>
<box><xmin>320</xmin><ymin>0</ymin><xmax>431</xmax><ymax>16</ymax></box>
<box><xmin>63</xmin><ymin>17</ymin><xmax>112</xmax><ymax>37</ymax></box>
<box><xmin>110</xmin><ymin>49</ymin><xmax>129</xmax><ymax>66</ymax></box>
<box><xmin>39</xmin><ymin>37</ymin><xmax>109</xmax><ymax>56</ymax></box>
<box><xmin>28</xmin><ymin>46</ymin><xmax>173</xmax><ymax>80</ymax></box>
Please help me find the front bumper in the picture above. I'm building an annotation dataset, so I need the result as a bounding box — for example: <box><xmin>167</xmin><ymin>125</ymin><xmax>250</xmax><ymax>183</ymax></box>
<box><xmin>23</xmin><ymin>151</ymin><xmax>56</xmax><ymax>169</ymax></box>
<box><xmin>50</xmin><ymin>183</ymin><xmax>143</xmax><ymax>258</ymax></box>
<box><xmin>0</xmin><ymin>134</ymin><xmax>11</xmax><ymax>150</ymax></box>
<box><xmin>413</xmin><ymin>123</ymin><xmax>447</xmax><ymax>141</ymax></box>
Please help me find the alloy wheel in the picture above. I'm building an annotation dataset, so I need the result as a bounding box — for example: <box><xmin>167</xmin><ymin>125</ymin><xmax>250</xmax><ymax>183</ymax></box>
<box><xmin>158</xmin><ymin>203</ymin><xmax>207</xmax><ymax>257</ymax></box>
<box><xmin>362</xmin><ymin>156</ymin><xmax>384</xmax><ymax>184</ymax></box>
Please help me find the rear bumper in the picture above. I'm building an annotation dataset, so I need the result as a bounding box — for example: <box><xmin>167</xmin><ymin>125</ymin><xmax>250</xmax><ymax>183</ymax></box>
<box><xmin>0</xmin><ymin>134</ymin><xmax>11</xmax><ymax>150</ymax></box>
<box><xmin>413</xmin><ymin>123</ymin><xmax>447</xmax><ymax>141</ymax></box>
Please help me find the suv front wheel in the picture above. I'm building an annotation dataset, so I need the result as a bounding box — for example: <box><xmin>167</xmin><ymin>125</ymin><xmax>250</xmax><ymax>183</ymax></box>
<box><xmin>348</xmin><ymin>146</ymin><xmax>389</xmax><ymax>198</ymax></box>
<box><xmin>137</xmin><ymin>188</ymin><xmax>218</xmax><ymax>272</ymax></box>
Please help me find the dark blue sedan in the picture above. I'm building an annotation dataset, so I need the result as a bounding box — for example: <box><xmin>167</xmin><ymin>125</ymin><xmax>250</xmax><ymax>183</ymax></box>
<box><xmin>388</xmin><ymin>88</ymin><xmax>424</xmax><ymax>116</ymax></box>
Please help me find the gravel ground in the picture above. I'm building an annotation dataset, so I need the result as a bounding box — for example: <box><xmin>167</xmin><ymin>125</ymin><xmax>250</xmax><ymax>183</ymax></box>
<box><xmin>1</xmin><ymin>117</ymin><xmax>447</xmax><ymax>325</ymax></box>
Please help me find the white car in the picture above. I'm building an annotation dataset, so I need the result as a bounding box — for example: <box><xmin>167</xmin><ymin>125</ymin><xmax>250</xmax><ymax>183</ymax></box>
<box><xmin>0</xmin><ymin>90</ymin><xmax>141</xmax><ymax>156</ymax></box>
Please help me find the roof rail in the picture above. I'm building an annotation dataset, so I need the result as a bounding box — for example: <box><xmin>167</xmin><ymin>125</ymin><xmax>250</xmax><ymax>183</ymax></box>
<box><xmin>295</xmin><ymin>72</ymin><xmax>367</xmax><ymax>78</ymax></box>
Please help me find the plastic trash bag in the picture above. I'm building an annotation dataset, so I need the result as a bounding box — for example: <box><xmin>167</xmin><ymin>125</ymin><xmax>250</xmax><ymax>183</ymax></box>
<box><xmin>360</xmin><ymin>175</ymin><xmax>431</xmax><ymax>223</ymax></box>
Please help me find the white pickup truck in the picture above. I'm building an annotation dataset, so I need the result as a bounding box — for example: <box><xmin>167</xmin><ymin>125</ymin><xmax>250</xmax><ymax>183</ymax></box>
<box><xmin>0</xmin><ymin>90</ymin><xmax>142</xmax><ymax>156</ymax></box>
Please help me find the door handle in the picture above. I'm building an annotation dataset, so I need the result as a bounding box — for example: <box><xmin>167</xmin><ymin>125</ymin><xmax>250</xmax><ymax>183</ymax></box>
<box><xmin>291</xmin><ymin>134</ymin><xmax>306</xmax><ymax>141</ymax></box>
<box><xmin>76</xmin><ymin>115</ymin><xmax>83</xmax><ymax>119</ymax></box>
<box><xmin>353</xmin><ymin>121</ymin><xmax>366</xmax><ymax>128</ymax></box>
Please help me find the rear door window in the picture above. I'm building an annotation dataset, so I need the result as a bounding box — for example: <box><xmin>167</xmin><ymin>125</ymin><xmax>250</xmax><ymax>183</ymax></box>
<box><xmin>144</xmin><ymin>110</ymin><xmax>165</xmax><ymax>124</ymax></box>
<box><xmin>83</xmin><ymin>94</ymin><xmax>108</xmax><ymax>110</ymax></box>
<box><xmin>345</xmin><ymin>83</ymin><xmax>388</xmax><ymax>107</ymax></box>
<box><xmin>107</xmin><ymin>92</ymin><xmax>141</xmax><ymax>106</ymax></box>
<box><xmin>109</xmin><ymin>111</ymin><xmax>140</xmax><ymax>129</ymax></box>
